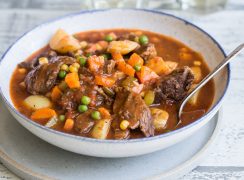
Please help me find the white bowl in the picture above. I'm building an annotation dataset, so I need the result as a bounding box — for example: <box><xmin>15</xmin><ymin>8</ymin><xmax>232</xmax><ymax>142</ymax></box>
<box><xmin>0</xmin><ymin>9</ymin><xmax>230</xmax><ymax>158</ymax></box>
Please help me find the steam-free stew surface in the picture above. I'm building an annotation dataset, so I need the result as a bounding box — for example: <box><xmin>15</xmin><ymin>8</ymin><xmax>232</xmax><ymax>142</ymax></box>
<box><xmin>10</xmin><ymin>29</ymin><xmax>214</xmax><ymax>139</ymax></box>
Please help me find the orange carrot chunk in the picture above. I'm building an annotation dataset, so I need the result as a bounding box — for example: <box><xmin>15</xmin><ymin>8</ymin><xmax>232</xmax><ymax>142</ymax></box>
<box><xmin>65</xmin><ymin>72</ymin><xmax>80</xmax><ymax>89</ymax></box>
<box><xmin>98</xmin><ymin>107</ymin><xmax>111</xmax><ymax>118</ymax></box>
<box><xmin>63</xmin><ymin>118</ymin><xmax>74</xmax><ymax>131</ymax></box>
<box><xmin>127</xmin><ymin>53</ymin><xmax>144</xmax><ymax>67</ymax></box>
<box><xmin>95</xmin><ymin>75</ymin><xmax>115</xmax><ymax>87</ymax></box>
<box><xmin>136</xmin><ymin>66</ymin><xmax>159</xmax><ymax>84</ymax></box>
<box><xmin>31</xmin><ymin>108</ymin><xmax>56</xmax><ymax>120</ymax></box>
<box><xmin>51</xmin><ymin>86</ymin><xmax>62</xmax><ymax>102</ymax></box>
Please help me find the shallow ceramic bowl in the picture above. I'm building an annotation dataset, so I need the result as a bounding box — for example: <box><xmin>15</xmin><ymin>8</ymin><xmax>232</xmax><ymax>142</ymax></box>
<box><xmin>0</xmin><ymin>9</ymin><xmax>230</xmax><ymax>157</ymax></box>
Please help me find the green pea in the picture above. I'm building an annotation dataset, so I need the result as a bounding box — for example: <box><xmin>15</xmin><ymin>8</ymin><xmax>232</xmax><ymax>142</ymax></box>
<box><xmin>59</xmin><ymin>115</ymin><xmax>66</xmax><ymax>122</ymax></box>
<box><xmin>86</xmin><ymin>53</ymin><xmax>92</xmax><ymax>57</ymax></box>
<box><xmin>134</xmin><ymin>64</ymin><xmax>141</xmax><ymax>72</ymax></box>
<box><xmin>91</xmin><ymin>111</ymin><xmax>101</xmax><ymax>120</ymax></box>
<box><xmin>139</xmin><ymin>35</ymin><xmax>149</xmax><ymax>45</ymax></box>
<box><xmin>78</xmin><ymin>105</ymin><xmax>88</xmax><ymax>113</ymax></box>
<box><xmin>58</xmin><ymin>70</ymin><xmax>66</xmax><ymax>79</ymax></box>
<box><xmin>102</xmin><ymin>53</ymin><xmax>111</xmax><ymax>60</ymax></box>
<box><xmin>81</xmin><ymin>96</ymin><xmax>91</xmax><ymax>105</ymax></box>
<box><xmin>79</xmin><ymin>57</ymin><xmax>87</xmax><ymax>66</ymax></box>
<box><xmin>104</xmin><ymin>35</ymin><xmax>113</xmax><ymax>42</ymax></box>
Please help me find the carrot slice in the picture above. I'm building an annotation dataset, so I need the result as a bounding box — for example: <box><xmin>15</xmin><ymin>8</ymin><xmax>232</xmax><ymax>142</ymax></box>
<box><xmin>127</xmin><ymin>53</ymin><xmax>144</xmax><ymax>67</ymax></box>
<box><xmin>98</xmin><ymin>107</ymin><xmax>111</xmax><ymax>118</ymax></box>
<box><xmin>95</xmin><ymin>75</ymin><xmax>115</xmax><ymax>87</ymax></box>
<box><xmin>136</xmin><ymin>66</ymin><xmax>159</xmax><ymax>84</ymax></box>
<box><xmin>65</xmin><ymin>72</ymin><xmax>80</xmax><ymax>89</ymax></box>
<box><xmin>63</xmin><ymin>118</ymin><xmax>74</xmax><ymax>131</ymax></box>
<box><xmin>31</xmin><ymin>108</ymin><xmax>56</xmax><ymax>120</ymax></box>
<box><xmin>51</xmin><ymin>86</ymin><xmax>62</xmax><ymax>102</ymax></box>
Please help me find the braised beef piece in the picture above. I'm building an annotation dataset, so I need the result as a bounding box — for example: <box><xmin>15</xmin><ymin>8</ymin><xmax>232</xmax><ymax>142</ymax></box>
<box><xmin>59</xmin><ymin>90</ymin><xmax>78</xmax><ymax>111</ymax></box>
<box><xmin>135</xmin><ymin>43</ymin><xmax>157</xmax><ymax>62</ymax></box>
<box><xmin>117</xmin><ymin>33</ymin><xmax>137</xmax><ymax>41</ymax></box>
<box><xmin>154</xmin><ymin>66</ymin><xmax>194</xmax><ymax>103</ymax></box>
<box><xmin>103</xmin><ymin>60</ymin><xmax>116</xmax><ymax>74</ymax></box>
<box><xmin>75</xmin><ymin>111</ymin><xmax>95</xmax><ymax>134</ymax></box>
<box><xmin>25</xmin><ymin>56</ymin><xmax>76</xmax><ymax>94</ymax></box>
<box><xmin>18</xmin><ymin>50</ymin><xmax>57</xmax><ymax>70</ymax></box>
<box><xmin>113</xmin><ymin>89</ymin><xmax>154</xmax><ymax>137</ymax></box>
<box><xmin>97</xmin><ymin>87</ymin><xmax>114</xmax><ymax>106</ymax></box>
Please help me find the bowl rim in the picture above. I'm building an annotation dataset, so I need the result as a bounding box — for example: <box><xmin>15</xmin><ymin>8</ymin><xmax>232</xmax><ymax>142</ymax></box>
<box><xmin>0</xmin><ymin>8</ymin><xmax>230</xmax><ymax>143</ymax></box>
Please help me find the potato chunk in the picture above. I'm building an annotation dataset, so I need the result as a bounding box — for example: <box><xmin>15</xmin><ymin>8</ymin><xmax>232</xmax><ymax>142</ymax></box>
<box><xmin>107</xmin><ymin>40</ymin><xmax>139</xmax><ymax>55</ymax></box>
<box><xmin>91</xmin><ymin>119</ymin><xmax>111</xmax><ymax>139</ymax></box>
<box><xmin>49</xmin><ymin>29</ymin><xmax>81</xmax><ymax>53</ymax></box>
<box><xmin>191</xmin><ymin>66</ymin><xmax>202</xmax><ymax>83</ymax></box>
<box><xmin>188</xmin><ymin>84</ymin><xmax>200</xmax><ymax>105</ymax></box>
<box><xmin>24</xmin><ymin>95</ymin><xmax>51</xmax><ymax>110</ymax></box>
<box><xmin>150</xmin><ymin>108</ymin><xmax>169</xmax><ymax>130</ymax></box>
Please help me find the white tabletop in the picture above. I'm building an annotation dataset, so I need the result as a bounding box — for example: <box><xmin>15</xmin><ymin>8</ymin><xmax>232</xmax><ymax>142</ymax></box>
<box><xmin>0</xmin><ymin>0</ymin><xmax>244</xmax><ymax>179</ymax></box>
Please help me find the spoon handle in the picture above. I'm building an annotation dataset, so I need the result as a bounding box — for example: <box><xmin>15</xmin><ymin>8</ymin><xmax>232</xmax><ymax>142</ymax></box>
<box><xmin>178</xmin><ymin>43</ymin><xmax>244</xmax><ymax>121</ymax></box>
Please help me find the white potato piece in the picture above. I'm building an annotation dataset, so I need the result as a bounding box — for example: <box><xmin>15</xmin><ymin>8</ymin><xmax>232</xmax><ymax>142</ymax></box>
<box><xmin>49</xmin><ymin>29</ymin><xmax>81</xmax><ymax>53</ymax></box>
<box><xmin>24</xmin><ymin>95</ymin><xmax>52</xmax><ymax>110</ymax></box>
<box><xmin>91</xmin><ymin>119</ymin><xmax>111</xmax><ymax>139</ymax></box>
<box><xmin>188</xmin><ymin>84</ymin><xmax>200</xmax><ymax>105</ymax></box>
<box><xmin>150</xmin><ymin>108</ymin><xmax>169</xmax><ymax>131</ymax></box>
<box><xmin>107</xmin><ymin>40</ymin><xmax>139</xmax><ymax>55</ymax></box>
<box><xmin>191</xmin><ymin>66</ymin><xmax>202</xmax><ymax>83</ymax></box>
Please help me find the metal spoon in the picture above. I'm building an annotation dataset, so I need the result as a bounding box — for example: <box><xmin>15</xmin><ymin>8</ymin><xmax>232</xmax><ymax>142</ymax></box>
<box><xmin>177</xmin><ymin>43</ymin><xmax>244</xmax><ymax>125</ymax></box>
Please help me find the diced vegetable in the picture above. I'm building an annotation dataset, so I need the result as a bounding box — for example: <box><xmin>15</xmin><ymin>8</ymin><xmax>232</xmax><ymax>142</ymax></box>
<box><xmin>73</xmin><ymin>62</ymin><xmax>80</xmax><ymax>69</ymax></box>
<box><xmin>191</xmin><ymin>66</ymin><xmax>202</xmax><ymax>83</ymax></box>
<box><xmin>18</xmin><ymin>68</ymin><xmax>27</xmax><ymax>74</ymax></box>
<box><xmin>95</xmin><ymin>75</ymin><xmax>115</xmax><ymax>87</ymax></box>
<box><xmin>102</xmin><ymin>87</ymin><xmax>115</xmax><ymax>97</ymax></box>
<box><xmin>179</xmin><ymin>52</ymin><xmax>192</xmax><ymax>61</ymax></box>
<box><xmin>144</xmin><ymin>90</ymin><xmax>155</xmax><ymax>106</ymax></box>
<box><xmin>98</xmin><ymin>107</ymin><xmax>111</xmax><ymax>118</ymax></box>
<box><xmin>24</xmin><ymin>95</ymin><xmax>51</xmax><ymax>110</ymax></box>
<box><xmin>61</xmin><ymin>64</ymin><xmax>69</xmax><ymax>71</ymax></box>
<box><xmin>136</xmin><ymin>66</ymin><xmax>159</xmax><ymax>84</ymax></box>
<box><xmin>120</xmin><ymin>120</ymin><xmax>130</xmax><ymax>130</ymax></box>
<box><xmin>165</xmin><ymin>61</ymin><xmax>178</xmax><ymax>73</ymax></box>
<box><xmin>45</xmin><ymin>116</ymin><xmax>58</xmax><ymax>128</ymax></box>
<box><xmin>117</xmin><ymin>61</ymin><xmax>135</xmax><ymax>77</ymax></box>
<box><xmin>59</xmin><ymin>115</ymin><xmax>66</xmax><ymax>122</ymax></box>
<box><xmin>188</xmin><ymin>84</ymin><xmax>200</xmax><ymax>105</ymax></box>
<box><xmin>69</xmin><ymin>65</ymin><xmax>78</xmax><ymax>73</ymax></box>
<box><xmin>91</xmin><ymin>111</ymin><xmax>101</xmax><ymax>120</ymax></box>
<box><xmin>193</xmin><ymin>61</ymin><xmax>201</xmax><ymax>66</ymax></box>
<box><xmin>127</xmin><ymin>53</ymin><xmax>144</xmax><ymax>67</ymax></box>
<box><xmin>81</xmin><ymin>96</ymin><xmax>91</xmax><ymax>105</ymax></box>
<box><xmin>78</xmin><ymin>56</ymin><xmax>87</xmax><ymax>66</ymax></box>
<box><xmin>146</xmin><ymin>57</ymin><xmax>170</xmax><ymax>75</ymax></box>
<box><xmin>58</xmin><ymin>70</ymin><xmax>67</xmax><ymax>79</ymax></box>
<box><xmin>49</xmin><ymin>29</ymin><xmax>81</xmax><ymax>53</ymax></box>
<box><xmin>80</xmin><ymin>41</ymin><xmax>88</xmax><ymax>49</ymax></box>
<box><xmin>107</xmin><ymin>40</ymin><xmax>139</xmax><ymax>55</ymax></box>
<box><xmin>104</xmin><ymin>34</ymin><xmax>113</xmax><ymax>42</ymax></box>
<box><xmin>134</xmin><ymin>65</ymin><xmax>141</xmax><ymax>72</ymax></box>
<box><xmin>150</xmin><ymin>108</ymin><xmax>169</xmax><ymax>130</ymax></box>
<box><xmin>111</xmin><ymin>52</ymin><xmax>123</xmax><ymax>62</ymax></box>
<box><xmin>78</xmin><ymin>105</ymin><xmax>88</xmax><ymax>113</ymax></box>
<box><xmin>87</xmin><ymin>55</ymin><xmax>105</xmax><ymax>72</ymax></box>
<box><xmin>139</xmin><ymin>35</ymin><xmax>149</xmax><ymax>45</ymax></box>
<box><xmin>51</xmin><ymin>86</ymin><xmax>62</xmax><ymax>102</ymax></box>
<box><xmin>38</xmin><ymin>57</ymin><xmax>48</xmax><ymax>65</ymax></box>
<box><xmin>65</xmin><ymin>72</ymin><xmax>80</xmax><ymax>89</ymax></box>
<box><xmin>63</xmin><ymin>118</ymin><xmax>74</xmax><ymax>131</ymax></box>
<box><xmin>91</xmin><ymin>119</ymin><xmax>111</xmax><ymax>139</ymax></box>
<box><xmin>31</xmin><ymin>108</ymin><xmax>56</xmax><ymax>120</ymax></box>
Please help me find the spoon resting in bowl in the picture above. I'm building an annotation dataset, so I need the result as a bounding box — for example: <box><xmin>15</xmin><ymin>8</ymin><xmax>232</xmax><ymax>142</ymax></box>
<box><xmin>177</xmin><ymin>43</ymin><xmax>244</xmax><ymax>125</ymax></box>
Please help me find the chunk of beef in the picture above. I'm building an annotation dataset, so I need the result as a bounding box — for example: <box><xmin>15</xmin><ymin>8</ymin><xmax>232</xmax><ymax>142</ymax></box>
<box><xmin>154</xmin><ymin>66</ymin><xmax>194</xmax><ymax>103</ymax></box>
<box><xmin>75</xmin><ymin>112</ymin><xmax>95</xmax><ymax>134</ymax></box>
<box><xmin>135</xmin><ymin>43</ymin><xmax>157</xmax><ymax>62</ymax></box>
<box><xmin>25</xmin><ymin>56</ymin><xmax>76</xmax><ymax>94</ymax></box>
<box><xmin>59</xmin><ymin>90</ymin><xmax>78</xmax><ymax>111</ymax></box>
<box><xmin>18</xmin><ymin>50</ymin><xmax>57</xmax><ymax>70</ymax></box>
<box><xmin>117</xmin><ymin>33</ymin><xmax>137</xmax><ymax>41</ymax></box>
<box><xmin>113</xmin><ymin>89</ymin><xmax>154</xmax><ymax>137</ymax></box>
